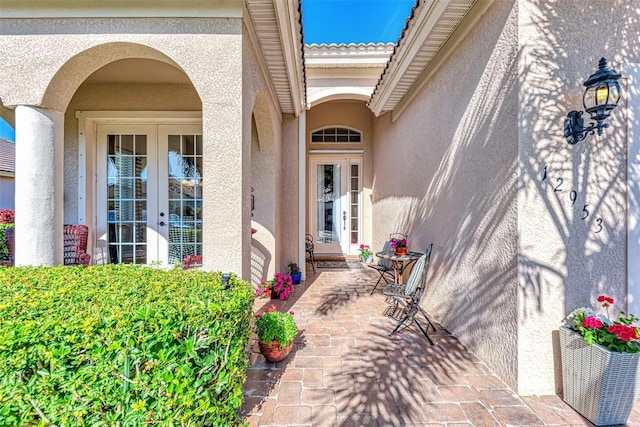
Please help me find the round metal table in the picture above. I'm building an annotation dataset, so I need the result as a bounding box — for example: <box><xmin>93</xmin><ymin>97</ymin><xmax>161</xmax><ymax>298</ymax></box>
<box><xmin>375</xmin><ymin>250</ymin><xmax>424</xmax><ymax>283</ymax></box>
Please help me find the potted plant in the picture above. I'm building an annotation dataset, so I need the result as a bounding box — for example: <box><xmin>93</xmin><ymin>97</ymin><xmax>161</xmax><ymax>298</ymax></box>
<box><xmin>560</xmin><ymin>295</ymin><xmax>640</xmax><ymax>426</ymax></box>
<box><xmin>390</xmin><ymin>237</ymin><xmax>407</xmax><ymax>255</ymax></box>
<box><xmin>255</xmin><ymin>272</ymin><xmax>295</xmax><ymax>300</ymax></box>
<box><xmin>255</xmin><ymin>305</ymin><xmax>297</xmax><ymax>362</ymax></box>
<box><xmin>358</xmin><ymin>244</ymin><xmax>373</xmax><ymax>263</ymax></box>
<box><xmin>288</xmin><ymin>262</ymin><xmax>302</xmax><ymax>284</ymax></box>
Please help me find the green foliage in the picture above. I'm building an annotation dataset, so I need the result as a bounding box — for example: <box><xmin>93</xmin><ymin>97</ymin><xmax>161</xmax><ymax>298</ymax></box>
<box><xmin>0</xmin><ymin>265</ymin><xmax>254</xmax><ymax>426</ymax></box>
<box><xmin>0</xmin><ymin>224</ymin><xmax>14</xmax><ymax>262</ymax></box>
<box><xmin>255</xmin><ymin>308</ymin><xmax>297</xmax><ymax>347</ymax></box>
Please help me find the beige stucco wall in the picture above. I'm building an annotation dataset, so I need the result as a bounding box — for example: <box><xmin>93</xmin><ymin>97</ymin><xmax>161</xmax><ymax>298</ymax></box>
<box><xmin>242</xmin><ymin>23</ymin><xmax>283</xmax><ymax>284</ymax></box>
<box><xmin>372</xmin><ymin>0</ymin><xmax>519</xmax><ymax>390</ymax></box>
<box><xmin>0</xmin><ymin>16</ymin><xmax>249</xmax><ymax>276</ymax></box>
<box><xmin>517</xmin><ymin>0</ymin><xmax>639</xmax><ymax>394</ymax></box>
<box><xmin>306</xmin><ymin>100</ymin><xmax>374</xmax><ymax>253</ymax></box>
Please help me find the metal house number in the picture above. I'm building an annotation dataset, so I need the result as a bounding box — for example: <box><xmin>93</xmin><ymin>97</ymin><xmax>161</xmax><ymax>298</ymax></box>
<box><xmin>541</xmin><ymin>164</ymin><xmax>603</xmax><ymax>234</ymax></box>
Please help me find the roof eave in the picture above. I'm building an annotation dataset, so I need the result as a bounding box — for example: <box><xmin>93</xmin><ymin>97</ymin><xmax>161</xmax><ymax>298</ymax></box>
<box><xmin>368</xmin><ymin>0</ymin><xmax>496</xmax><ymax>118</ymax></box>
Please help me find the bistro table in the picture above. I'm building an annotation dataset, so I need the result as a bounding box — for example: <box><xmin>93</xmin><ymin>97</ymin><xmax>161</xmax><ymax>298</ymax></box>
<box><xmin>375</xmin><ymin>250</ymin><xmax>424</xmax><ymax>283</ymax></box>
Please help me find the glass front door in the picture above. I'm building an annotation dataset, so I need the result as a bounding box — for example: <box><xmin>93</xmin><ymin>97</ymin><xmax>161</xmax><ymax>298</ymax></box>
<box><xmin>97</xmin><ymin>124</ymin><xmax>203</xmax><ymax>265</ymax></box>
<box><xmin>309</xmin><ymin>157</ymin><xmax>361</xmax><ymax>254</ymax></box>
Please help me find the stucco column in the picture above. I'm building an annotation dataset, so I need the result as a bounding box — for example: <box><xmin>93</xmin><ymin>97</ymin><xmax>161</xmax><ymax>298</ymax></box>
<box><xmin>14</xmin><ymin>105</ymin><xmax>64</xmax><ymax>266</ymax></box>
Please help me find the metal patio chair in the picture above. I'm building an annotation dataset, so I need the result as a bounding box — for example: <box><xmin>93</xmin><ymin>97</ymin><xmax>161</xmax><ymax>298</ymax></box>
<box><xmin>383</xmin><ymin>243</ymin><xmax>435</xmax><ymax>344</ymax></box>
<box><xmin>368</xmin><ymin>240</ymin><xmax>395</xmax><ymax>294</ymax></box>
<box><xmin>305</xmin><ymin>233</ymin><xmax>316</xmax><ymax>273</ymax></box>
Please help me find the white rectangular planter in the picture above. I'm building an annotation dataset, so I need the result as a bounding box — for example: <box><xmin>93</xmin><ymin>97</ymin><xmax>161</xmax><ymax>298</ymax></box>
<box><xmin>559</xmin><ymin>326</ymin><xmax>640</xmax><ymax>426</ymax></box>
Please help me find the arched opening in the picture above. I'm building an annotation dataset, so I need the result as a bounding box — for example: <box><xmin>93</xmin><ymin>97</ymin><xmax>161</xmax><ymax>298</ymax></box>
<box><xmin>60</xmin><ymin>44</ymin><xmax>203</xmax><ymax>266</ymax></box>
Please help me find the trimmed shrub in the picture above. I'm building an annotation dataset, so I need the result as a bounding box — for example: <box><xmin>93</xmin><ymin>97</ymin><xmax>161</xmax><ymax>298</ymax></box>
<box><xmin>0</xmin><ymin>224</ymin><xmax>13</xmax><ymax>262</ymax></box>
<box><xmin>0</xmin><ymin>265</ymin><xmax>254</xmax><ymax>426</ymax></box>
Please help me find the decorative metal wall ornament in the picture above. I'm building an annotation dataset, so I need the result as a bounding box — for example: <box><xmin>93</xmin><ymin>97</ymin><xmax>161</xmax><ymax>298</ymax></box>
<box><xmin>251</xmin><ymin>187</ymin><xmax>255</xmax><ymax>217</ymax></box>
<box><xmin>564</xmin><ymin>58</ymin><xmax>622</xmax><ymax>145</ymax></box>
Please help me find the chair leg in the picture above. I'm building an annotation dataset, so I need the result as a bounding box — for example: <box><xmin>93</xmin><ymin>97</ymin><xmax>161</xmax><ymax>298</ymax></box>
<box><xmin>308</xmin><ymin>251</ymin><xmax>316</xmax><ymax>273</ymax></box>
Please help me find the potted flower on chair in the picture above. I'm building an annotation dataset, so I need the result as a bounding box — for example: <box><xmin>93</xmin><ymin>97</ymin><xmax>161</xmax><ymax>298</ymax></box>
<box><xmin>255</xmin><ymin>305</ymin><xmax>298</xmax><ymax>362</ymax></box>
<box><xmin>288</xmin><ymin>263</ymin><xmax>302</xmax><ymax>284</ymax></box>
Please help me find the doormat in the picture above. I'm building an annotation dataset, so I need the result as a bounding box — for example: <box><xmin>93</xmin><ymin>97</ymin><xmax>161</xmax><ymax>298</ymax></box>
<box><xmin>317</xmin><ymin>260</ymin><xmax>363</xmax><ymax>269</ymax></box>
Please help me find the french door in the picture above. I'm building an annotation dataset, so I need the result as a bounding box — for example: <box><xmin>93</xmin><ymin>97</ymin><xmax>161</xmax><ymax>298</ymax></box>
<box><xmin>96</xmin><ymin>124</ymin><xmax>203</xmax><ymax>265</ymax></box>
<box><xmin>309</xmin><ymin>157</ymin><xmax>362</xmax><ymax>255</ymax></box>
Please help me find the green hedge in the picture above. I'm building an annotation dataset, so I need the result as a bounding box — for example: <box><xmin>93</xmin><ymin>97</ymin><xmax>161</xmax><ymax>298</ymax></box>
<box><xmin>0</xmin><ymin>224</ymin><xmax>13</xmax><ymax>262</ymax></box>
<box><xmin>0</xmin><ymin>265</ymin><xmax>254</xmax><ymax>426</ymax></box>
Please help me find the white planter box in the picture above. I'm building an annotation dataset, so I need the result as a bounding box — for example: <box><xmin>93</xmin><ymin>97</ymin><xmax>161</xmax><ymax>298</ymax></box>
<box><xmin>559</xmin><ymin>325</ymin><xmax>640</xmax><ymax>426</ymax></box>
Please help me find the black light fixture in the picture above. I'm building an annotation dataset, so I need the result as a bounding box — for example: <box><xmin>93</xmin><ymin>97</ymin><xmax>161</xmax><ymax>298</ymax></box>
<box><xmin>564</xmin><ymin>58</ymin><xmax>621</xmax><ymax>145</ymax></box>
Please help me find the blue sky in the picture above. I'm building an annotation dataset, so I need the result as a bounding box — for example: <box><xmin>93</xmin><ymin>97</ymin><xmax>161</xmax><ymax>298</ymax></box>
<box><xmin>0</xmin><ymin>119</ymin><xmax>14</xmax><ymax>142</ymax></box>
<box><xmin>302</xmin><ymin>0</ymin><xmax>415</xmax><ymax>44</ymax></box>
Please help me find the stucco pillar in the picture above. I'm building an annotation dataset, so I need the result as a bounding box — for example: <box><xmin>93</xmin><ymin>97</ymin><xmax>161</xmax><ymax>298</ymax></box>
<box><xmin>14</xmin><ymin>105</ymin><xmax>64</xmax><ymax>266</ymax></box>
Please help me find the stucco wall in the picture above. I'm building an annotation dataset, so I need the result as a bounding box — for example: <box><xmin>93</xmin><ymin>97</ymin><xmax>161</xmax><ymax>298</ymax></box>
<box><xmin>0</xmin><ymin>17</ymin><xmax>246</xmax><ymax>275</ymax></box>
<box><xmin>242</xmin><ymin>23</ymin><xmax>284</xmax><ymax>282</ymax></box>
<box><xmin>305</xmin><ymin>100</ymin><xmax>374</xmax><ymax>252</ymax></box>
<box><xmin>517</xmin><ymin>0</ymin><xmax>640</xmax><ymax>394</ymax></box>
<box><xmin>372</xmin><ymin>0</ymin><xmax>519</xmax><ymax>390</ymax></box>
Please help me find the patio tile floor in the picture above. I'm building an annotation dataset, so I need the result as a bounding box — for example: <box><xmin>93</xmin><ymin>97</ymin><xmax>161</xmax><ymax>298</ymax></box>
<box><xmin>242</xmin><ymin>263</ymin><xmax>640</xmax><ymax>426</ymax></box>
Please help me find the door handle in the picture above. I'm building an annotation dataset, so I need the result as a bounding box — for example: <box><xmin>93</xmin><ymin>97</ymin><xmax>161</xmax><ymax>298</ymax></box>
<box><xmin>343</xmin><ymin>211</ymin><xmax>346</xmax><ymax>230</ymax></box>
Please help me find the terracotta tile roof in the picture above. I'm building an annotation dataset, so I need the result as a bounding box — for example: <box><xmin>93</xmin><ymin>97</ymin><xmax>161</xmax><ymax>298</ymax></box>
<box><xmin>0</xmin><ymin>138</ymin><xmax>15</xmax><ymax>174</ymax></box>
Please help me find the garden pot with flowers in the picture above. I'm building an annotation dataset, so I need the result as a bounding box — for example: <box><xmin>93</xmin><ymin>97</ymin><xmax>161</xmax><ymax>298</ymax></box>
<box><xmin>358</xmin><ymin>244</ymin><xmax>373</xmax><ymax>264</ymax></box>
<box><xmin>390</xmin><ymin>237</ymin><xmax>407</xmax><ymax>255</ymax></box>
<box><xmin>255</xmin><ymin>306</ymin><xmax>297</xmax><ymax>362</ymax></box>
<box><xmin>560</xmin><ymin>295</ymin><xmax>640</xmax><ymax>426</ymax></box>
<box><xmin>288</xmin><ymin>262</ymin><xmax>302</xmax><ymax>285</ymax></box>
<box><xmin>255</xmin><ymin>272</ymin><xmax>295</xmax><ymax>300</ymax></box>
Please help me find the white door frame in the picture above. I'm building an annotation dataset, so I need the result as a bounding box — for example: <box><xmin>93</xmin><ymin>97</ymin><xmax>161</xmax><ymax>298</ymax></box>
<box><xmin>76</xmin><ymin>111</ymin><xmax>201</xmax><ymax>264</ymax></box>
<box><xmin>308</xmin><ymin>155</ymin><xmax>363</xmax><ymax>255</ymax></box>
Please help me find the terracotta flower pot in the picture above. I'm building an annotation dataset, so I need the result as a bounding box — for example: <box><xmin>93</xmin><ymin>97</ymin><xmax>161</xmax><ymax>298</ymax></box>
<box><xmin>258</xmin><ymin>340</ymin><xmax>294</xmax><ymax>362</ymax></box>
<box><xmin>395</xmin><ymin>247</ymin><xmax>407</xmax><ymax>255</ymax></box>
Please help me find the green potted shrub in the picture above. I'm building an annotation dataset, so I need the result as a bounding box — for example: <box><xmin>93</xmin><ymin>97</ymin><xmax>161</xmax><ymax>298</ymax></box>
<box><xmin>255</xmin><ymin>306</ymin><xmax>297</xmax><ymax>362</ymax></box>
<box><xmin>288</xmin><ymin>262</ymin><xmax>302</xmax><ymax>284</ymax></box>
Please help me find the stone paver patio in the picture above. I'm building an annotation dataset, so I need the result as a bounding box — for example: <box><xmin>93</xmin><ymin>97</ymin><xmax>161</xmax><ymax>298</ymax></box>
<box><xmin>242</xmin><ymin>262</ymin><xmax>640</xmax><ymax>426</ymax></box>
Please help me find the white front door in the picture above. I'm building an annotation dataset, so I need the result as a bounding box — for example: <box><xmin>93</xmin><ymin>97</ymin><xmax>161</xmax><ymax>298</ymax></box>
<box><xmin>309</xmin><ymin>157</ymin><xmax>362</xmax><ymax>254</ymax></box>
<box><xmin>96</xmin><ymin>124</ymin><xmax>203</xmax><ymax>265</ymax></box>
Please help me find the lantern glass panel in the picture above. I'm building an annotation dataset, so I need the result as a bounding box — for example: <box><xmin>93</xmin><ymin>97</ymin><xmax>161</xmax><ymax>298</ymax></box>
<box><xmin>610</xmin><ymin>82</ymin><xmax>621</xmax><ymax>104</ymax></box>
<box><xmin>583</xmin><ymin>86</ymin><xmax>596</xmax><ymax>110</ymax></box>
<box><xmin>595</xmin><ymin>84</ymin><xmax>609</xmax><ymax>106</ymax></box>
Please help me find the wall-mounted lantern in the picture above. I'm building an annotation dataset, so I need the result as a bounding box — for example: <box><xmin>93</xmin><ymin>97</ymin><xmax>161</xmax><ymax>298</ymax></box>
<box><xmin>564</xmin><ymin>58</ymin><xmax>621</xmax><ymax>145</ymax></box>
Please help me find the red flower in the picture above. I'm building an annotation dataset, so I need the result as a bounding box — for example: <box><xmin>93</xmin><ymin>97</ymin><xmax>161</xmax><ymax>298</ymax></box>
<box><xmin>597</xmin><ymin>295</ymin><xmax>614</xmax><ymax>306</ymax></box>
<box><xmin>289</xmin><ymin>311</ymin><xmax>295</xmax><ymax>315</ymax></box>
<box><xmin>608</xmin><ymin>324</ymin><xmax>638</xmax><ymax>342</ymax></box>
<box><xmin>582</xmin><ymin>316</ymin><xmax>604</xmax><ymax>329</ymax></box>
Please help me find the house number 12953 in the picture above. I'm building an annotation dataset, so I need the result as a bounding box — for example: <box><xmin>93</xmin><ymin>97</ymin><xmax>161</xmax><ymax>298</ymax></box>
<box><xmin>541</xmin><ymin>164</ymin><xmax>603</xmax><ymax>233</ymax></box>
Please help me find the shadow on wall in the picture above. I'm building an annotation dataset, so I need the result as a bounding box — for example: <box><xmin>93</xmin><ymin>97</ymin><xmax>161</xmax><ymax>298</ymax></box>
<box><xmin>251</xmin><ymin>240</ymin><xmax>271</xmax><ymax>287</ymax></box>
<box><xmin>517</xmin><ymin>0</ymin><xmax>631</xmax><ymax>316</ymax></box>
<box><xmin>372</xmin><ymin>1</ymin><xmax>634</xmax><ymax>391</ymax></box>
<box><xmin>372</xmin><ymin>1</ymin><xmax>519</xmax><ymax>387</ymax></box>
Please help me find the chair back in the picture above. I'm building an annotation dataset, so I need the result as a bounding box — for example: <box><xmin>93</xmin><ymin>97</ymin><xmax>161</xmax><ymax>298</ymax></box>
<box><xmin>377</xmin><ymin>240</ymin><xmax>394</xmax><ymax>269</ymax></box>
<box><xmin>404</xmin><ymin>244</ymin><xmax>433</xmax><ymax>296</ymax></box>
<box><xmin>63</xmin><ymin>224</ymin><xmax>90</xmax><ymax>266</ymax></box>
<box><xmin>305</xmin><ymin>234</ymin><xmax>314</xmax><ymax>252</ymax></box>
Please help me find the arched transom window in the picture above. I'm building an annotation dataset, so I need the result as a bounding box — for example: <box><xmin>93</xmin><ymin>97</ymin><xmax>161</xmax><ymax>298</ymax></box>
<box><xmin>311</xmin><ymin>127</ymin><xmax>361</xmax><ymax>143</ymax></box>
